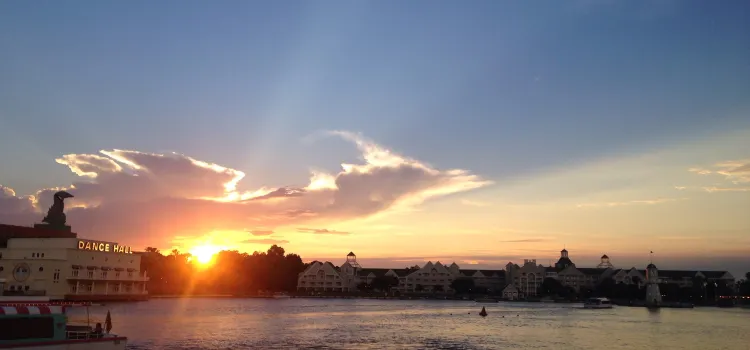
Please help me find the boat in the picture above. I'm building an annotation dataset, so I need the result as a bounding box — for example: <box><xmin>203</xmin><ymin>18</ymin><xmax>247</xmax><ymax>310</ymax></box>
<box><xmin>583</xmin><ymin>297</ymin><xmax>614</xmax><ymax>309</ymax></box>
<box><xmin>272</xmin><ymin>292</ymin><xmax>291</xmax><ymax>299</ymax></box>
<box><xmin>0</xmin><ymin>305</ymin><xmax>127</xmax><ymax>349</ymax></box>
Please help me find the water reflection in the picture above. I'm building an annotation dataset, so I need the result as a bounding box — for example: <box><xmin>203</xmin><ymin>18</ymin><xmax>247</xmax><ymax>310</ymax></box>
<box><xmin>65</xmin><ymin>298</ymin><xmax>750</xmax><ymax>350</ymax></box>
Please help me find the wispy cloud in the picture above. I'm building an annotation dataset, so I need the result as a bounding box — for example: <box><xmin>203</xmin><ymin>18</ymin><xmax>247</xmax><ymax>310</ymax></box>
<box><xmin>674</xmin><ymin>186</ymin><xmax>687</xmax><ymax>191</ymax></box>
<box><xmin>460</xmin><ymin>199</ymin><xmax>491</xmax><ymax>207</ymax></box>
<box><xmin>242</xmin><ymin>238</ymin><xmax>289</xmax><ymax>245</ymax></box>
<box><xmin>249</xmin><ymin>230</ymin><xmax>274</xmax><ymax>236</ymax></box>
<box><xmin>688</xmin><ymin>167</ymin><xmax>712</xmax><ymax>175</ymax></box>
<box><xmin>576</xmin><ymin>198</ymin><xmax>687</xmax><ymax>208</ymax></box>
<box><xmin>499</xmin><ymin>238</ymin><xmax>553</xmax><ymax>243</ymax></box>
<box><xmin>703</xmin><ymin>187</ymin><xmax>750</xmax><ymax>193</ymax></box>
<box><xmin>297</xmin><ymin>228</ymin><xmax>351</xmax><ymax>235</ymax></box>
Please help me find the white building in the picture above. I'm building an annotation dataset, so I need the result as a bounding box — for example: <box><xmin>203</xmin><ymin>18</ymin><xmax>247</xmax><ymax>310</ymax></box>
<box><xmin>297</xmin><ymin>252</ymin><xmax>506</xmax><ymax>294</ymax></box>
<box><xmin>0</xmin><ymin>223</ymin><xmax>149</xmax><ymax>301</ymax></box>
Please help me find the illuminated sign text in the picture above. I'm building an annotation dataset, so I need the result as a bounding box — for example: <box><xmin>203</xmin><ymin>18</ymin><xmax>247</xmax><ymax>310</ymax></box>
<box><xmin>77</xmin><ymin>240</ymin><xmax>132</xmax><ymax>254</ymax></box>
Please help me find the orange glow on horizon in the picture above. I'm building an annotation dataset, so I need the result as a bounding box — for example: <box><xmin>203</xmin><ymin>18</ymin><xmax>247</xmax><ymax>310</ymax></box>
<box><xmin>189</xmin><ymin>244</ymin><xmax>222</xmax><ymax>266</ymax></box>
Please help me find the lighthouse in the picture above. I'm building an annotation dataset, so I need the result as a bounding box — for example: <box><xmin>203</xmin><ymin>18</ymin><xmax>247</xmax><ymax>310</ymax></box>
<box><xmin>645</xmin><ymin>263</ymin><xmax>662</xmax><ymax>308</ymax></box>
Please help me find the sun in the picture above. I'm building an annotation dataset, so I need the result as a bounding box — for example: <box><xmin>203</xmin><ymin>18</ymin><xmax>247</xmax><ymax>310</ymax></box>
<box><xmin>189</xmin><ymin>245</ymin><xmax>221</xmax><ymax>265</ymax></box>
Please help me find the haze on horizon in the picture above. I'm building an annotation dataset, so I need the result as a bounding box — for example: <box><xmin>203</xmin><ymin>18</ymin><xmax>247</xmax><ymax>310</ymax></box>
<box><xmin>0</xmin><ymin>1</ymin><xmax>748</xmax><ymax>276</ymax></box>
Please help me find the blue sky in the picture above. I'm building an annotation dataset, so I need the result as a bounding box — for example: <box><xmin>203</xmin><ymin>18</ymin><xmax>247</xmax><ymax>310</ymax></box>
<box><xmin>1</xmin><ymin>1</ymin><xmax>749</xmax><ymax>274</ymax></box>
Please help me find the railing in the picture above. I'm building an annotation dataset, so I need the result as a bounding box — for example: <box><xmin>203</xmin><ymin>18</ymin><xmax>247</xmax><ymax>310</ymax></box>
<box><xmin>67</xmin><ymin>273</ymin><xmax>149</xmax><ymax>281</ymax></box>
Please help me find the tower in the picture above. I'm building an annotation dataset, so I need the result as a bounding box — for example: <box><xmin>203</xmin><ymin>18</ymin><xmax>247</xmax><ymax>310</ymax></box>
<box><xmin>346</xmin><ymin>251</ymin><xmax>361</xmax><ymax>269</ymax></box>
<box><xmin>554</xmin><ymin>248</ymin><xmax>574</xmax><ymax>270</ymax></box>
<box><xmin>597</xmin><ymin>254</ymin><xmax>614</xmax><ymax>269</ymax></box>
<box><xmin>645</xmin><ymin>263</ymin><xmax>662</xmax><ymax>308</ymax></box>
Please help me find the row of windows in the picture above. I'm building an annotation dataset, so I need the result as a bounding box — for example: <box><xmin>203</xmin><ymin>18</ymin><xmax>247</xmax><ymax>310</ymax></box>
<box><xmin>71</xmin><ymin>283</ymin><xmax>133</xmax><ymax>293</ymax></box>
<box><xmin>31</xmin><ymin>252</ymin><xmax>45</xmax><ymax>258</ymax></box>
<box><xmin>71</xmin><ymin>270</ymin><xmax>133</xmax><ymax>278</ymax></box>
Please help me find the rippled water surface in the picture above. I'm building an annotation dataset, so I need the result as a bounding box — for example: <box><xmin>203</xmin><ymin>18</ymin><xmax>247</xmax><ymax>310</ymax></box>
<box><xmin>67</xmin><ymin>298</ymin><xmax>750</xmax><ymax>349</ymax></box>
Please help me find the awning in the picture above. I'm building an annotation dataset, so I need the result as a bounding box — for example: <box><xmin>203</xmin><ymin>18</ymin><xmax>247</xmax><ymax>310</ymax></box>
<box><xmin>86</xmin><ymin>266</ymin><xmax>98</xmax><ymax>270</ymax></box>
<box><xmin>71</xmin><ymin>265</ymin><xmax>83</xmax><ymax>269</ymax></box>
<box><xmin>101</xmin><ymin>267</ymin><xmax>112</xmax><ymax>271</ymax></box>
<box><xmin>114</xmin><ymin>267</ymin><xmax>125</xmax><ymax>272</ymax></box>
<box><xmin>126</xmin><ymin>268</ymin><xmax>137</xmax><ymax>272</ymax></box>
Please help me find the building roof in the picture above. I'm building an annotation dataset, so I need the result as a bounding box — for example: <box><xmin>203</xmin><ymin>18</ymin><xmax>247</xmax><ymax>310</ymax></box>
<box><xmin>601</xmin><ymin>254</ymin><xmax>609</xmax><ymax>259</ymax></box>
<box><xmin>577</xmin><ymin>268</ymin><xmax>607</xmax><ymax>275</ymax></box>
<box><xmin>0</xmin><ymin>223</ymin><xmax>77</xmax><ymax>247</ymax></box>
<box><xmin>459</xmin><ymin>269</ymin><xmax>505</xmax><ymax>278</ymax></box>
<box><xmin>358</xmin><ymin>268</ymin><xmax>390</xmax><ymax>278</ymax></box>
<box><xmin>347</xmin><ymin>251</ymin><xmax>355</xmax><ymax>256</ymax></box>
<box><xmin>647</xmin><ymin>263</ymin><xmax>657</xmax><ymax>269</ymax></box>
<box><xmin>561</xmin><ymin>248</ymin><xmax>568</xmax><ymax>253</ymax></box>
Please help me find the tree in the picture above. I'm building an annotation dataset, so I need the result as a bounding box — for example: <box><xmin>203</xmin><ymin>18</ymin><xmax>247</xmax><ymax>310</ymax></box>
<box><xmin>450</xmin><ymin>278</ymin><xmax>475</xmax><ymax>294</ymax></box>
<box><xmin>433</xmin><ymin>285</ymin><xmax>445</xmax><ymax>293</ymax></box>
<box><xmin>371</xmin><ymin>276</ymin><xmax>399</xmax><ymax>292</ymax></box>
<box><xmin>539</xmin><ymin>278</ymin><xmax>563</xmax><ymax>297</ymax></box>
<box><xmin>415</xmin><ymin>284</ymin><xmax>424</xmax><ymax>293</ymax></box>
<box><xmin>596</xmin><ymin>277</ymin><xmax>616</xmax><ymax>298</ymax></box>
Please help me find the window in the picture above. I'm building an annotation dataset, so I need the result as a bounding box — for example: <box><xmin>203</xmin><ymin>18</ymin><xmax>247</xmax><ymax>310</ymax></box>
<box><xmin>115</xmin><ymin>272</ymin><xmax>120</xmax><ymax>278</ymax></box>
<box><xmin>127</xmin><ymin>272</ymin><xmax>133</xmax><ymax>278</ymax></box>
<box><xmin>41</xmin><ymin>253</ymin><xmax>44</xmax><ymax>258</ymax></box>
<box><xmin>87</xmin><ymin>271</ymin><xmax>94</xmax><ymax>278</ymax></box>
<box><xmin>72</xmin><ymin>270</ymin><xmax>79</xmax><ymax>277</ymax></box>
<box><xmin>71</xmin><ymin>285</ymin><xmax>77</xmax><ymax>293</ymax></box>
<box><xmin>113</xmin><ymin>284</ymin><xmax>120</xmax><ymax>292</ymax></box>
<box><xmin>101</xmin><ymin>271</ymin><xmax>108</xmax><ymax>279</ymax></box>
<box><xmin>53</xmin><ymin>269</ymin><xmax>60</xmax><ymax>283</ymax></box>
<box><xmin>38</xmin><ymin>267</ymin><xmax>44</xmax><ymax>272</ymax></box>
<box><xmin>85</xmin><ymin>284</ymin><xmax>93</xmax><ymax>292</ymax></box>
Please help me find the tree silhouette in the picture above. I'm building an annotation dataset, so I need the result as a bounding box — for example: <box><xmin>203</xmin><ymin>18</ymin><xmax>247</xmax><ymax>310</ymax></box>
<box><xmin>450</xmin><ymin>278</ymin><xmax>475</xmax><ymax>294</ymax></box>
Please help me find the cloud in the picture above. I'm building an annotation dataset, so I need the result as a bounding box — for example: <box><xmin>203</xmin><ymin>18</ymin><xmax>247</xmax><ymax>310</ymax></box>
<box><xmin>674</xmin><ymin>186</ymin><xmax>687</xmax><ymax>191</ymax></box>
<box><xmin>460</xmin><ymin>199</ymin><xmax>491</xmax><ymax>207</ymax></box>
<box><xmin>714</xmin><ymin>159</ymin><xmax>750</xmax><ymax>183</ymax></box>
<box><xmin>688</xmin><ymin>168</ymin><xmax>712</xmax><ymax>175</ymax></box>
<box><xmin>575</xmin><ymin>198</ymin><xmax>687</xmax><ymax>208</ymax></box>
<box><xmin>703</xmin><ymin>187</ymin><xmax>750</xmax><ymax>193</ymax></box>
<box><xmin>0</xmin><ymin>132</ymin><xmax>489</xmax><ymax>248</ymax></box>
<box><xmin>242</xmin><ymin>238</ymin><xmax>289</xmax><ymax>245</ymax></box>
<box><xmin>689</xmin><ymin>159</ymin><xmax>750</xmax><ymax>193</ymax></box>
<box><xmin>297</xmin><ymin>228</ymin><xmax>351</xmax><ymax>235</ymax></box>
<box><xmin>499</xmin><ymin>238</ymin><xmax>552</xmax><ymax>243</ymax></box>
<box><xmin>249</xmin><ymin>230</ymin><xmax>274</xmax><ymax>236</ymax></box>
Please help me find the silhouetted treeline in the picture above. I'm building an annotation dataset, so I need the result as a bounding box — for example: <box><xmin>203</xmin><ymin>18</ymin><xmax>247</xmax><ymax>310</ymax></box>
<box><xmin>140</xmin><ymin>245</ymin><xmax>305</xmax><ymax>295</ymax></box>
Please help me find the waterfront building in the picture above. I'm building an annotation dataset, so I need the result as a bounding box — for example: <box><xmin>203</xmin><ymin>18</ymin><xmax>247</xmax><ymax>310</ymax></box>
<box><xmin>297</xmin><ymin>249</ymin><xmax>736</xmax><ymax>298</ymax></box>
<box><xmin>0</xmin><ymin>191</ymin><xmax>148</xmax><ymax>301</ymax></box>
<box><xmin>0</xmin><ymin>224</ymin><xmax>149</xmax><ymax>301</ymax></box>
<box><xmin>297</xmin><ymin>252</ymin><xmax>505</xmax><ymax>294</ymax></box>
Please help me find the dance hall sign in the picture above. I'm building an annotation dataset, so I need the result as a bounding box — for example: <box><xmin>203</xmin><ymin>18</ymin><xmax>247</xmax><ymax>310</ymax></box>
<box><xmin>77</xmin><ymin>239</ymin><xmax>132</xmax><ymax>254</ymax></box>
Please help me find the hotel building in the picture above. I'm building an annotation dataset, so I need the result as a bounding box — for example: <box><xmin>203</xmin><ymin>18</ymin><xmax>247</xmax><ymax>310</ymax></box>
<box><xmin>0</xmin><ymin>223</ymin><xmax>149</xmax><ymax>301</ymax></box>
<box><xmin>297</xmin><ymin>249</ymin><xmax>735</xmax><ymax>299</ymax></box>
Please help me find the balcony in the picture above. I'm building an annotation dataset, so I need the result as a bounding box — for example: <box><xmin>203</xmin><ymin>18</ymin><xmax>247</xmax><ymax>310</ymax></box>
<box><xmin>67</xmin><ymin>272</ymin><xmax>149</xmax><ymax>282</ymax></box>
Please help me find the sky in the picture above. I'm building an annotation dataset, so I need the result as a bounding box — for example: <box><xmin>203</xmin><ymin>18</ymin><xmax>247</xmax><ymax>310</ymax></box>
<box><xmin>1</xmin><ymin>0</ymin><xmax>749</xmax><ymax>277</ymax></box>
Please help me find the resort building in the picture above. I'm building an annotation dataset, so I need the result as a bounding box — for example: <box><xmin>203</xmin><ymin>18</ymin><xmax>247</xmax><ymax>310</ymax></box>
<box><xmin>297</xmin><ymin>252</ymin><xmax>506</xmax><ymax>294</ymax></box>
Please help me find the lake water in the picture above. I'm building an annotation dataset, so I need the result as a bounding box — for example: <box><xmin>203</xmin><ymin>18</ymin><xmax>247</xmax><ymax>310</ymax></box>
<box><xmin>67</xmin><ymin>298</ymin><xmax>750</xmax><ymax>349</ymax></box>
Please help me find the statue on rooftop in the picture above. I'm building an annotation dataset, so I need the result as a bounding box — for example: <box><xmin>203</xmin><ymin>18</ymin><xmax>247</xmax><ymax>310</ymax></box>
<box><xmin>41</xmin><ymin>191</ymin><xmax>74</xmax><ymax>228</ymax></box>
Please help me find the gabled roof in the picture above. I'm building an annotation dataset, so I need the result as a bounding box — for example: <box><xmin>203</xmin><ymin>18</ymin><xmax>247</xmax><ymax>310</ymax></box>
<box><xmin>358</xmin><ymin>268</ymin><xmax>390</xmax><ymax>278</ymax></box>
<box><xmin>577</xmin><ymin>268</ymin><xmax>607</xmax><ymax>276</ymax></box>
<box><xmin>459</xmin><ymin>269</ymin><xmax>505</xmax><ymax>278</ymax></box>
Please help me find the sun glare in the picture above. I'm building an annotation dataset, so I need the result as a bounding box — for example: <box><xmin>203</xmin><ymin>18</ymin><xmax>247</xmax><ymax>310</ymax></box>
<box><xmin>189</xmin><ymin>245</ymin><xmax>221</xmax><ymax>265</ymax></box>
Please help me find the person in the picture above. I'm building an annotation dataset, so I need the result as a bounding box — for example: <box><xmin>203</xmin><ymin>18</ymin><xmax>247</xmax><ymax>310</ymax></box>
<box><xmin>94</xmin><ymin>323</ymin><xmax>103</xmax><ymax>338</ymax></box>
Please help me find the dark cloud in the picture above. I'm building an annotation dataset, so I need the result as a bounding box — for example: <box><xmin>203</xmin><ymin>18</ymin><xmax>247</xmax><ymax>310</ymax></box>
<box><xmin>0</xmin><ymin>132</ymin><xmax>489</xmax><ymax>248</ymax></box>
<box><xmin>297</xmin><ymin>228</ymin><xmax>351</xmax><ymax>235</ymax></box>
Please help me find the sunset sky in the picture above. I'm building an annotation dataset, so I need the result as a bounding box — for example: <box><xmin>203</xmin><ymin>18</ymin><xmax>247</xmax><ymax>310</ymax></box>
<box><xmin>1</xmin><ymin>1</ymin><xmax>748</xmax><ymax>276</ymax></box>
